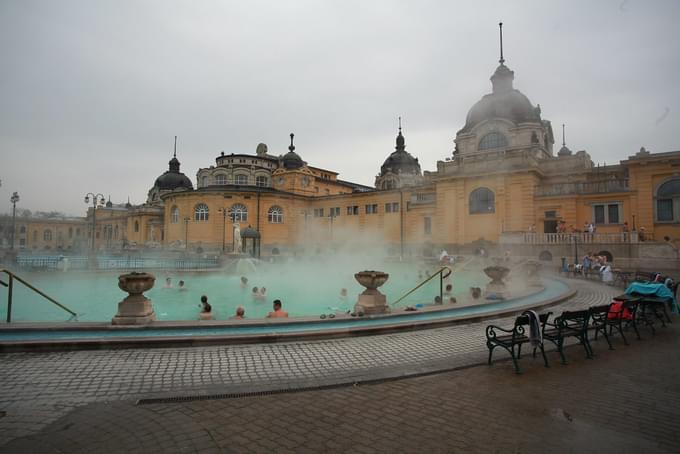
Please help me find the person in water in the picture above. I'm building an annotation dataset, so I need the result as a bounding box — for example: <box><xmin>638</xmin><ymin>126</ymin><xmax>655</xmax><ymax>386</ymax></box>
<box><xmin>200</xmin><ymin>295</ymin><xmax>212</xmax><ymax>313</ymax></box>
<box><xmin>163</xmin><ymin>277</ymin><xmax>173</xmax><ymax>289</ymax></box>
<box><xmin>267</xmin><ymin>299</ymin><xmax>289</xmax><ymax>318</ymax></box>
<box><xmin>231</xmin><ymin>306</ymin><xmax>245</xmax><ymax>319</ymax></box>
<box><xmin>443</xmin><ymin>284</ymin><xmax>453</xmax><ymax>298</ymax></box>
<box><xmin>240</xmin><ymin>276</ymin><xmax>248</xmax><ymax>289</ymax></box>
<box><xmin>434</xmin><ymin>296</ymin><xmax>443</xmax><ymax>305</ymax></box>
<box><xmin>178</xmin><ymin>280</ymin><xmax>187</xmax><ymax>291</ymax></box>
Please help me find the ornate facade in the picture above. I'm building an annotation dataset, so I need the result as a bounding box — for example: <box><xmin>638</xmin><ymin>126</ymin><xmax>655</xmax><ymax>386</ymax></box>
<box><xmin>5</xmin><ymin>44</ymin><xmax>680</xmax><ymax>257</ymax></box>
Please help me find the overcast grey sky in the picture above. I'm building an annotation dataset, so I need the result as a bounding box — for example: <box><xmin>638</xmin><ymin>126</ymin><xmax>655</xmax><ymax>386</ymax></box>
<box><xmin>1</xmin><ymin>0</ymin><xmax>679</xmax><ymax>216</ymax></box>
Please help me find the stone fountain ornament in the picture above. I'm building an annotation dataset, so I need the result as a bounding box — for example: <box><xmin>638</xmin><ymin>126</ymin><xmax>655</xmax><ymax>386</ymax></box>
<box><xmin>483</xmin><ymin>265</ymin><xmax>510</xmax><ymax>298</ymax></box>
<box><xmin>112</xmin><ymin>272</ymin><xmax>157</xmax><ymax>325</ymax></box>
<box><xmin>354</xmin><ymin>270</ymin><xmax>390</xmax><ymax>315</ymax></box>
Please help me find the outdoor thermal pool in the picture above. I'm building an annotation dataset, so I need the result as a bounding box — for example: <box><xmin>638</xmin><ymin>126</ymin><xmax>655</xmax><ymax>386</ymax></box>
<box><xmin>2</xmin><ymin>259</ymin><xmax>501</xmax><ymax>323</ymax></box>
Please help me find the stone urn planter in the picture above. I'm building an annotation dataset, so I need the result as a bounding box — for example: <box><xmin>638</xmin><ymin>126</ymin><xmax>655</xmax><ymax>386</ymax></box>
<box><xmin>524</xmin><ymin>260</ymin><xmax>542</xmax><ymax>286</ymax></box>
<box><xmin>112</xmin><ymin>272</ymin><xmax>156</xmax><ymax>325</ymax></box>
<box><xmin>354</xmin><ymin>270</ymin><xmax>390</xmax><ymax>315</ymax></box>
<box><xmin>483</xmin><ymin>266</ymin><xmax>510</xmax><ymax>298</ymax></box>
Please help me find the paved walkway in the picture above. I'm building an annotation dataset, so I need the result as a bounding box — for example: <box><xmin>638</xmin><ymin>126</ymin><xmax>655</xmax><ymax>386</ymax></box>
<box><xmin>3</xmin><ymin>280</ymin><xmax>666</xmax><ymax>452</ymax></box>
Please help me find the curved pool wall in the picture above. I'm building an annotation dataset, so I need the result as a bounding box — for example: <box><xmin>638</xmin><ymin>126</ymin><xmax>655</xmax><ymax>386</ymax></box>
<box><xmin>0</xmin><ymin>278</ymin><xmax>575</xmax><ymax>351</ymax></box>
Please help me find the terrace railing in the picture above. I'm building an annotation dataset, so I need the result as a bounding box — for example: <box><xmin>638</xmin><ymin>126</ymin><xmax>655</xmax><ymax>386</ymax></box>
<box><xmin>15</xmin><ymin>255</ymin><xmax>221</xmax><ymax>271</ymax></box>
<box><xmin>501</xmin><ymin>232</ymin><xmax>651</xmax><ymax>245</ymax></box>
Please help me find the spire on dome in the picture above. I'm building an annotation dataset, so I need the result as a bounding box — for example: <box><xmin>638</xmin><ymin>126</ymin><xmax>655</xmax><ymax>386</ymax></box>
<box><xmin>557</xmin><ymin>123</ymin><xmax>573</xmax><ymax>157</ymax></box>
<box><xmin>498</xmin><ymin>22</ymin><xmax>505</xmax><ymax>65</ymax></box>
<box><xmin>490</xmin><ymin>22</ymin><xmax>514</xmax><ymax>93</ymax></box>
<box><xmin>395</xmin><ymin>117</ymin><xmax>405</xmax><ymax>151</ymax></box>
<box><xmin>289</xmin><ymin>133</ymin><xmax>295</xmax><ymax>152</ymax></box>
<box><xmin>169</xmin><ymin>136</ymin><xmax>180</xmax><ymax>173</ymax></box>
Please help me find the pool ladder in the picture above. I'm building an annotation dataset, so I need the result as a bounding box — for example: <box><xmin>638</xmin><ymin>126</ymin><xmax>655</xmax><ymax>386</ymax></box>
<box><xmin>391</xmin><ymin>266</ymin><xmax>453</xmax><ymax>307</ymax></box>
<box><xmin>0</xmin><ymin>268</ymin><xmax>77</xmax><ymax>323</ymax></box>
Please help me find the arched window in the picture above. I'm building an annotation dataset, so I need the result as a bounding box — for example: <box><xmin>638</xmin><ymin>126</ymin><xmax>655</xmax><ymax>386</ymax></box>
<box><xmin>134</xmin><ymin>220</ymin><xmax>139</xmax><ymax>232</ymax></box>
<box><xmin>194</xmin><ymin>203</ymin><xmax>209</xmax><ymax>222</ymax></box>
<box><xmin>469</xmin><ymin>187</ymin><xmax>495</xmax><ymax>214</ymax></box>
<box><xmin>114</xmin><ymin>225</ymin><xmax>119</xmax><ymax>239</ymax></box>
<box><xmin>202</xmin><ymin>176</ymin><xmax>208</xmax><ymax>187</ymax></box>
<box><xmin>215</xmin><ymin>174</ymin><xmax>227</xmax><ymax>185</ymax></box>
<box><xmin>235</xmin><ymin>174</ymin><xmax>248</xmax><ymax>185</ymax></box>
<box><xmin>229</xmin><ymin>203</ymin><xmax>248</xmax><ymax>222</ymax></box>
<box><xmin>68</xmin><ymin>227</ymin><xmax>73</xmax><ymax>238</ymax></box>
<box><xmin>43</xmin><ymin>230</ymin><xmax>52</xmax><ymax>241</ymax></box>
<box><xmin>20</xmin><ymin>225</ymin><xmax>26</xmax><ymax>234</ymax></box>
<box><xmin>268</xmin><ymin>206</ymin><xmax>283</xmax><ymax>223</ymax></box>
<box><xmin>76</xmin><ymin>228</ymin><xmax>80</xmax><ymax>237</ymax></box>
<box><xmin>478</xmin><ymin>132</ymin><xmax>508</xmax><ymax>151</ymax></box>
<box><xmin>256</xmin><ymin>176</ymin><xmax>268</xmax><ymax>187</ymax></box>
<box><xmin>656</xmin><ymin>178</ymin><xmax>680</xmax><ymax>222</ymax></box>
<box><xmin>171</xmin><ymin>206</ymin><xmax>179</xmax><ymax>224</ymax></box>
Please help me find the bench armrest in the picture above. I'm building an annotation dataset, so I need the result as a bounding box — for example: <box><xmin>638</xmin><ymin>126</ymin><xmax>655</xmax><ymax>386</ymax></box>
<box><xmin>485</xmin><ymin>324</ymin><xmax>514</xmax><ymax>339</ymax></box>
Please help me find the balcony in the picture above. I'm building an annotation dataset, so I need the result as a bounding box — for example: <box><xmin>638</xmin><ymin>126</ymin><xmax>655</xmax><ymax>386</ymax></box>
<box><xmin>501</xmin><ymin>231</ymin><xmax>652</xmax><ymax>245</ymax></box>
<box><xmin>536</xmin><ymin>179</ymin><xmax>629</xmax><ymax>197</ymax></box>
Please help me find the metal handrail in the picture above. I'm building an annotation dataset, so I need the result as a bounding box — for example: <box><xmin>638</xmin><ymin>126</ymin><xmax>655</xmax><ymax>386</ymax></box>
<box><xmin>1</xmin><ymin>268</ymin><xmax>77</xmax><ymax>322</ymax></box>
<box><xmin>391</xmin><ymin>266</ymin><xmax>452</xmax><ymax>306</ymax></box>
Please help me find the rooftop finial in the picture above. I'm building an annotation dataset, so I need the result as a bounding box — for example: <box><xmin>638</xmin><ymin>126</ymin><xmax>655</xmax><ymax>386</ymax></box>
<box><xmin>498</xmin><ymin>22</ymin><xmax>505</xmax><ymax>64</ymax></box>
<box><xmin>562</xmin><ymin>124</ymin><xmax>566</xmax><ymax>147</ymax></box>
<box><xmin>398</xmin><ymin>116</ymin><xmax>402</xmax><ymax>134</ymax></box>
<box><xmin>173</xmin><ymin>135</ymin><xmax>177</xmax><ymax>158</ymax></box>
<box><xmin>289</xmin><ymin>133</ymin><xmax>295</xmax><ymax>152</ymax></box>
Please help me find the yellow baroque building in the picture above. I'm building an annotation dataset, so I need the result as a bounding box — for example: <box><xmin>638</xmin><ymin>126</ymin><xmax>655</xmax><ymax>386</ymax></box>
<box><xmin>5</xmin><ymin>52</ymin><xmax>680</xmax><ymax>259</ymax></box>
<box><xmin>151</xmin><ymin>56</ymin><xmax>680</xmax><ymax>256</ymax></box>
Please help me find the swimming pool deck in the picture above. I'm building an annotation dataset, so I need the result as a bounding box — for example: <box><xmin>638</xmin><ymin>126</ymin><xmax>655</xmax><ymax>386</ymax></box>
<box><xmin>1</xmin><ymin>279</ymin><xmax>677</xmax><ymax>452</ymax></box>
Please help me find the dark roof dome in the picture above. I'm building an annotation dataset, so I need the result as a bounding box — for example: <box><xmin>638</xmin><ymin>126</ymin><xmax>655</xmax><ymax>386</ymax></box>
<box><xmin>380</xmin><ymin>128</ymin><xmax>421</xmax><ymax>177</ymax></box>
<box><xmin>154</xmin><ymin>152</ymin><xmax>193</xmax><ymax>191</ymax></box>
<box><xmin>557</xmin><ymin>145</ymin><xmax>572</xmax><ymax>157</ymax></box>
<box><xmin>282</xmin><ymin>133</ymin><xmax>304</xmax><ymax>169</ymax></box>
<box><xmin>460</xmin><ymin>63</ymin><xmax>541</xmax><ymax>134</ymax></box>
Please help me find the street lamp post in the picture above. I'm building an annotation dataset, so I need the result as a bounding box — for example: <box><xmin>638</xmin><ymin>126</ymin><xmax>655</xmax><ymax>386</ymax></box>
<box><xmin>10</xmin><ymin>192</ymin><xmax>19</xmax><ymax>250</ymax></box>
<box><xmin>84</xmin><ymin>192</ymin><xmax>105</xmax><ymax>253</ymax></box>
<box><xmin>573</xmin><ymin>233</ymin><xmax>579</xmax><ymax>266</ymax></box>
<box><xmin>183</xmin><ymin>217</ymin><xmax>190</xmax><ymax>251</ymax></box>
<box><xmin>328</xmin><ymin>210</ymin><xmax>336</xmax><ymax>242</ymax></box>
<box><xmin>218</xmin><ymin>208</ymin><xmax>229</xmax><ymax>253</ymax></box>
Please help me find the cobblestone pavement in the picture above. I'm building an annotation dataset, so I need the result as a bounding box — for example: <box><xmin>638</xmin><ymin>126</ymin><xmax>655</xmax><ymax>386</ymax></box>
<box><xmin>3</xmin><ymin>301</ymin><xmax>679</xmax><ymax>453</ymax></box>
<box><xmin>0</xmin><ymin>281</ymin><xmax>626</xmax><ymax>449</ymax></box>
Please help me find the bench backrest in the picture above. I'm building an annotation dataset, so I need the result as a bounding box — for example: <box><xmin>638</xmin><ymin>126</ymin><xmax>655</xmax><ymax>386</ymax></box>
<box><xmin>556</xmin><ymin>309</ymin><xmax>590</xmax><ymax>331</ymax></box>
<box><xmin>512</xmin><ymin>312</ymin><xmax>551</xmax><ymax>340</ymax></box>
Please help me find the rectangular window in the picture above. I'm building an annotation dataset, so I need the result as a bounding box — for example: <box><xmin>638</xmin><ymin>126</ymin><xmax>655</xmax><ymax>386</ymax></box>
<box><xmin>592</xmin><ymin>203</ymin><xmax>621</xmax><ymax>224</ymax></box>
<box><xmin>347</xmin><ymin>206</ymin><xmax>359</xmax><ymax>215</ymax></box>
<box><xmin>424</xmin><ymin>217</ymin><xmax>432</xmax><ymax>235</ymax></box>
<box><xmin>657</xmin><ymin>199</ymin><xmax>674</xmax><ymax>222</ymax></box>
<box><xmin>365</xmin><ymin>204</ymin><xmax>378</xmax><ymax>214</ymax></box>
<box><xmin>544</xmin><ymin>210</ymin><xmax>557</xmax><ymax>219</ymax></box>
<box><xmin>330</xmin><ymin>207</ymin><xmax>340</xmax><ymax>217</ymax></box>
<box><xmin>385</xmin><ymin>202</ymin><xmax>399</xmax><ymax>213</ymax></box>
<box><xmin>607</xmin><ymin>204</ymin><xmax>619</xmax><ymax>224</ymax></box>
<box><xmin>313</xmin><ymin>208</ymin><xmax>324</xmax><ymax>218</ymax></box>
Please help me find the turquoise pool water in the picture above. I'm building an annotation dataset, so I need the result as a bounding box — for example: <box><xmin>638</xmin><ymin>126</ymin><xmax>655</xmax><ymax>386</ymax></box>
<box><xmin>0</xmin><ymin>279</ymin><xmax>571</xmax><ymax>341</ymax></box>
<box><xmin>1</xmin><ymin>260</ymin><xmax>487</xmax><ymax>323</ymax></box>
